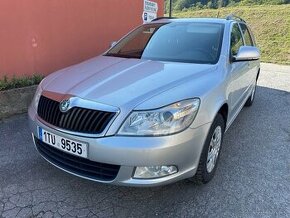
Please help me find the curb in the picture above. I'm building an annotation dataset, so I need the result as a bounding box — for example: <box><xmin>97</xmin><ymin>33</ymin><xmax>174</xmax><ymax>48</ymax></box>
<box><xmin>261</xmin><ymin>63</ymin><xmax>290</xmax><ymax>74</ymax></box>
<box><xmin>0</xmin><ymin>85</ymin><xmax>37</xmax><ymax>120</ymax></box>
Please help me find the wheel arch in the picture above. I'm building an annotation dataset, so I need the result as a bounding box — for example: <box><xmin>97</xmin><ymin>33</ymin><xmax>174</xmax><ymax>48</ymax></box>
<box><xmin>217</xmin><ymin>103</ymin><xmax>229</xmax><ymax>127</ymax></box>
<box><xmin>256</xmin><ymin>68</ymin><xmax>260</xmax><ymax>81</ymax></box>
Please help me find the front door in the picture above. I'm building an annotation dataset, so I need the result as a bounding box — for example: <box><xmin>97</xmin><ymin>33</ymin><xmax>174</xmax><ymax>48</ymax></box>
<box><xmin>228</xmin><ymin>23</ymin><xmax>248</xmax><ymax>118</ymax></box>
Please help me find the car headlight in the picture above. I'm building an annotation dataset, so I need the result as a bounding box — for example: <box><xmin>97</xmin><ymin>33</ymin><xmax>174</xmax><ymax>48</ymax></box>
<box><xmin>33</xmin><ymin>85</ymin><xmax>43</xmax><ymax>110</ymax></box>
<box><xmin>118</xmin><ymin>98</ymin><xmax>200</xmax><ymax>136</ymax></box>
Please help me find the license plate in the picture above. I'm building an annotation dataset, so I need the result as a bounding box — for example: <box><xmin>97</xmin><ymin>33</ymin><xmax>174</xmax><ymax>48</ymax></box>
<box><xmin>38</xmin><ymin>127</ymin><xmax>88</xmax><ymax>158</ymax></box>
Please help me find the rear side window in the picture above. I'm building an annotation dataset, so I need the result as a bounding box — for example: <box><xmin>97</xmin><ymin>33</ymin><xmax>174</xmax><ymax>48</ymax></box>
<box><xmin>230</xmin><ymin>23</ymin><xmax>244</xmax><ymax>56</ymax></box>
<box><xmin>239</xmin><ymin>23</ymin><xmax>254</xmax><ymax>46</ymax></box>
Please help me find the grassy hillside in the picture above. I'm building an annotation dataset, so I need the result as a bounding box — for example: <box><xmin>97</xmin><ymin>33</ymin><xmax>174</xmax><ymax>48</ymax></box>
<box><xmin>173</xmin><ymin>4</ymin><xmax>290</xmax><ymax>65</ymax></box>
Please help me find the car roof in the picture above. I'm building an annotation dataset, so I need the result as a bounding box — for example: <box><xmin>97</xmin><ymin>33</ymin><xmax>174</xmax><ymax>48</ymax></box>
<box><xmin>151</xmin><ymin>17</ymin><xmax>246</xmax><ymax>25</ymax></box>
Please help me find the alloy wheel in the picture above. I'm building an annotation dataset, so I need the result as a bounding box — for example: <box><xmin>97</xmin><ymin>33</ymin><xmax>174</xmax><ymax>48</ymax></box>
<box><xmin>206</xmin><ymin>126</ymin><xmax>222</xmax><ymax>173</ymax></box>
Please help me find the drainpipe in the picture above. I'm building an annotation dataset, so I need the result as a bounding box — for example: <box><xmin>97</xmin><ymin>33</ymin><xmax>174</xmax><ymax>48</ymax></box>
<box><xmin>169</xmin><ymin>0</ymin><xmax>172</xmax><ymax>18</ymax></box>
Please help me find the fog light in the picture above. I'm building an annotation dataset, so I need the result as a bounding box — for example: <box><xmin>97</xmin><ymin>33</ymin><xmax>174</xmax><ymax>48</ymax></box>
<box><xmin>133</xmin><ymin>166</ymin><xmax>178</xmax><ymax>179</ymax></box>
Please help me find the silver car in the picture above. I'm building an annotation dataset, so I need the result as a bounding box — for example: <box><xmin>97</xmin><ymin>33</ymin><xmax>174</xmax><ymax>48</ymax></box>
<box><xmin>29</xmin><ymin>16</ymin><xmax>260</xmax><ymax>187</ymax></box>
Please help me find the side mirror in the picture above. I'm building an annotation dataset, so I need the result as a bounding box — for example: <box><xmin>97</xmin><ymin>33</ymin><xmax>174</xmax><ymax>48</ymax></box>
<box><xmin>233</xmin><ymin>46</ymin><xmax>260</xmax><ymax>62</ymax></box>
<box><xmin>110</xmin><ymin>41</ymin><xmax>117</xmax><ymax>48</ymax></box>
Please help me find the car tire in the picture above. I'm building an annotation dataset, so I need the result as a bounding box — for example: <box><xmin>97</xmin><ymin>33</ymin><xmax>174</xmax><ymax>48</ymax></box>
<box><xmin>245</xmin><ymin>81</ymin><xmax>257</xmax><ymax>107</ymax></box>
<box><xmin>189</xmin><ymin>113</ymin><xmax>225</xmax><ymax>184</ymax></box>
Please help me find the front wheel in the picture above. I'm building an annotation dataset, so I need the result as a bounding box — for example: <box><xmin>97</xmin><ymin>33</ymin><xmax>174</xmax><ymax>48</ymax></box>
<box><xmin>190</xmin><ymin>114</ymin><xmax>225</xmax><ymax>184</ymax></box>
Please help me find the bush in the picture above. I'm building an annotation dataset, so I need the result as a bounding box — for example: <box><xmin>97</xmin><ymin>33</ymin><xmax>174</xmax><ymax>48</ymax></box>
<box><xmin>0</xmin><ymin>74</ymin><xmax>44</xmax><ymax>91</ymax></box>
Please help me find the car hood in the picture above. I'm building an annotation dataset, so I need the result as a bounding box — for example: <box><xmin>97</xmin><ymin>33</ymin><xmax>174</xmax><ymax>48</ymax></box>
<box><xmin>42</xmin><ymin>56</ymin><xmax>216</xmax><ymax>109</ymax></box>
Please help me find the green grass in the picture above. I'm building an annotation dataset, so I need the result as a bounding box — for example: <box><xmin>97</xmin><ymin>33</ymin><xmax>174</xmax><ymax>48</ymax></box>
<box><xmin>0</xmin><ymin>75</ymin><xmax>44</xmax><ymax>91</ymax></box>
<box><xmin>172</xmin><ymin>4</ymin><xmax>290</xmax><ymax>65</ymax></box>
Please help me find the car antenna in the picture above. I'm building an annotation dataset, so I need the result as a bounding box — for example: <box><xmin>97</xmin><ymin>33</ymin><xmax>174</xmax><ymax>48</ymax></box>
<box><xmin>216</xmin><ymin>11</ymin><xmax>220</xmax><ymax>18</ymax></box>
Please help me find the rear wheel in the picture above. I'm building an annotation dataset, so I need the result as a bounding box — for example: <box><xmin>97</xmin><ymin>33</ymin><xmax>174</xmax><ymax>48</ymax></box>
<box><xmin>190</xmin><ymin>114</ymin><xmax>225</xmax><ymax>184</ymax></box>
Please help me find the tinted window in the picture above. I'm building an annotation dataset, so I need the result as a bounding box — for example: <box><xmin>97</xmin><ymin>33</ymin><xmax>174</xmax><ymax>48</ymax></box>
<box><xmin>230</xmin><ymin>23</ymin><xmax>244</xmax><ymax>56</ymax></box>
<box><xmin>105</xmin><ymin>22</ymin><xmax>225</xmax><ymax>64</ymax></box>
<box><xmin>239</xmin><ymin>23</ymin><xmax>254</xmax><ymax>46</ymax></box>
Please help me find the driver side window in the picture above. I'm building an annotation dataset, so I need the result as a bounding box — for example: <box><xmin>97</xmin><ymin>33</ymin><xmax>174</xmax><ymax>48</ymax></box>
<box><xmin>230</xmin><ymin>23</ymin><xmax>244</xmax><ymax>56</ymax></box>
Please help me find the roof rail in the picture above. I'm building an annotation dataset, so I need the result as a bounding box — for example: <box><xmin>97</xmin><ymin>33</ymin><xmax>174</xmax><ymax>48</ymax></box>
<box><xmin>226</xmin><ymin>14</ymin><xmax>246</xmax><ymax>23</ymax></box>
<box><xmin>151</xmin><ymin>17</ymin><xmax>176</xmax><ymax>22</ymax></box>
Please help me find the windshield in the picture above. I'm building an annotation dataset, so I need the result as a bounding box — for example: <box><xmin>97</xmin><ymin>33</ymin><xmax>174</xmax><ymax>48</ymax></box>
<box><xmin>105</xmin><ymin>22</ymin><xmax>224</xmax><ymax>64</ymax></box>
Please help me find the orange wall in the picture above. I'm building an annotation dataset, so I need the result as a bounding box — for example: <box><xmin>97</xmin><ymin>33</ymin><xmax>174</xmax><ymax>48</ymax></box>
<box><xmin>0</xmin><ymin>0</ymin><xmax>163</xmax><ymax>78</ymax></box>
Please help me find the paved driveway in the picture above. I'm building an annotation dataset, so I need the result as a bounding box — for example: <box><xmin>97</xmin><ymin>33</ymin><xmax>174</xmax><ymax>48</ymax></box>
<box><xmin>0</xmin><ymin>64</ymin><xmax>289</xmax><ymax>218</ymax></box>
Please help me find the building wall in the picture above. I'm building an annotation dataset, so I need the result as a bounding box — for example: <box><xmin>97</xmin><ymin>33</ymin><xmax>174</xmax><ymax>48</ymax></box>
<box><xmin>0</xmin><ymin>0</ymin><xmax>163</xmax><ymax>78</ymax></box>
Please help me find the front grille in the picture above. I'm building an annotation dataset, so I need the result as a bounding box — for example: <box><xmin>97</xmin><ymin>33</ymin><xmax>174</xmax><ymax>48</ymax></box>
<box><xmin>37</xmin><ymin>95</ymin><xmax>116</xmax><ymax>134</ymax></box>
<box><xmin>34</xmin><ymin>137</ymin><xmax>120</xmax><ymax>181</ymax></box>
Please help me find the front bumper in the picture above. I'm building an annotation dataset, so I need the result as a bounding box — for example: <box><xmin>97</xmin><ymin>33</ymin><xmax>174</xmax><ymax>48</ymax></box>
<box><xmin>28</xmin><ymin>106</ymin><xmax>211</xmax><ymax>187</ymax></box>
